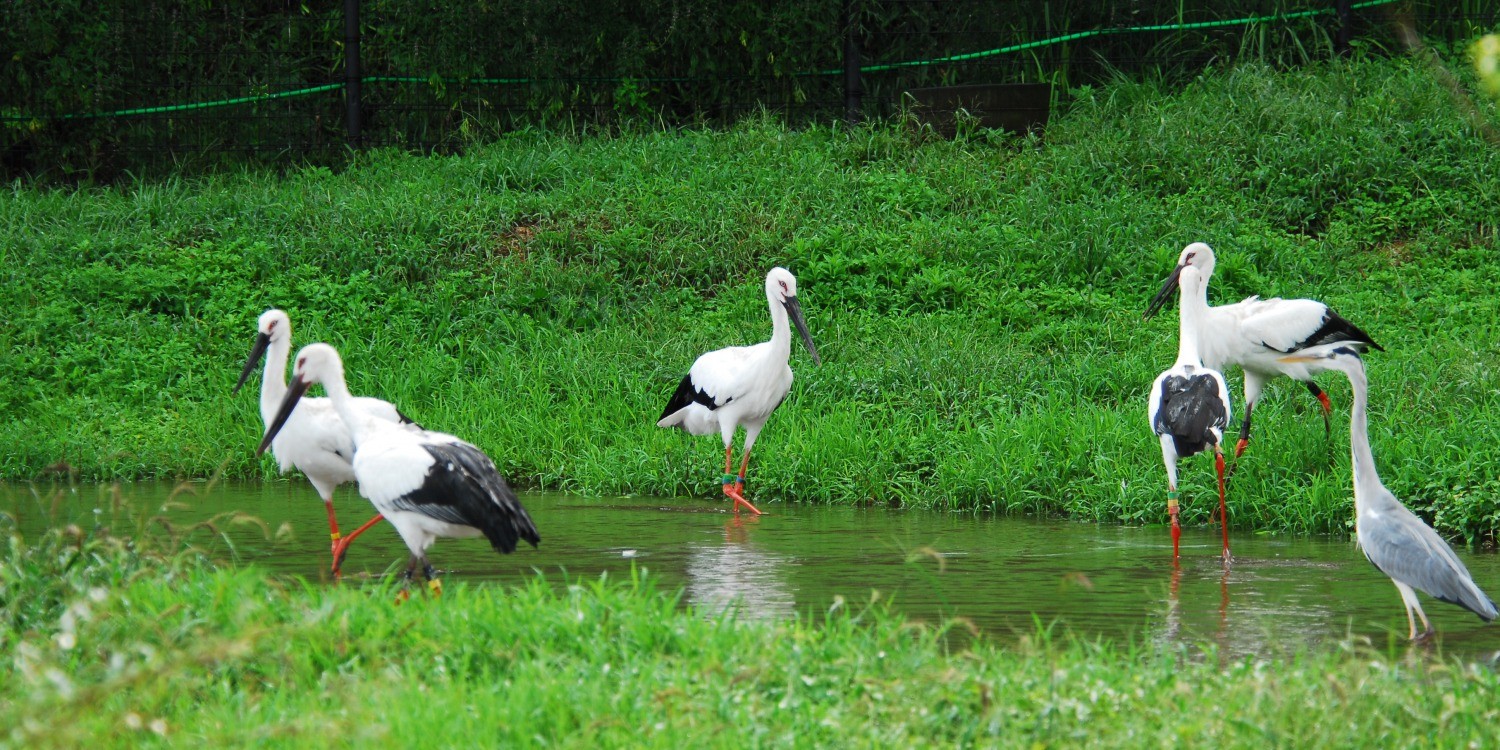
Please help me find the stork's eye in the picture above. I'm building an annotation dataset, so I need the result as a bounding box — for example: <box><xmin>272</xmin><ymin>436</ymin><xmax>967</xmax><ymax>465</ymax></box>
<box><xmin>1185</xmin><ymin>253</ymin><xmax>1196</xmax><ymax>262</ymax></box>
<box><xmin>779</xmin><ymin>281</ymin><xmax>789</xmax><ymax>292</ymax></box>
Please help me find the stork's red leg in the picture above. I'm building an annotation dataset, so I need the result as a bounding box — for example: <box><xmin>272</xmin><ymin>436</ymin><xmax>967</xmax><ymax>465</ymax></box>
<box><xmin>721</xmin><ymin>447</ymin><xmax>763</xmax><ymax>515</ymax></box>
<box><xmin>1216</xmin><ymin>449</ymin><xmax>1232</xmax><ymax>563</ymax></box>
<box><xmin>324</xmin><ymin>498</ymin><xmax>343</xmax><ymax>554</ymax></box>
<box><xmin>1234</xmin><ymin>403</ymin><xmax>1254</xmax><ymax>459</ymax></box>
<box><xmin>331</xmin><ymin>514</ymin><xmax>385</xmax><ymax>576</ymax></box>
<box><xmin>1167</xmin><ymin>488</ymin><xmax>1181</xmax><ymax>560</ymax></box>
<box><xmin>1306</xmin><ymin>381</ymin><xmax>1333</xmax><ymax>437</ymax></box>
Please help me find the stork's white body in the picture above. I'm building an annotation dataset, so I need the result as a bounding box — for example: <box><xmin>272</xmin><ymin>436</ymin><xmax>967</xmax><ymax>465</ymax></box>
<box><xmin>656</xmin><ymin>268</ymin><xmax>821</xmax><ymax>515</ymax></box>
<box><xmin>344</xmin><ymin>427</ymin><xmax>488</xmax><ymax>556</ymax></box>
<box><xmin>258</xmin><ymin>343</ymin><xmax>539</xmax><ymax>578</ymax></box>
<box><xmin>250</xmin><ymin>311</ymin><xmax>410</xmax><ymax>501</ymax></box>
<box><xmin>1150</xmin><ymin>243</ymin><xmax>1382</xmax><ymax>453</ymax></box>
<box><xmin>1148</xmin><ymin>264</ymin><xmax>1233</xmax><ymax>560</ymax></box>
<box><xmin>1188</xmin><ymin>294</ymin><xmax>1349</xmax><ymax>409</ymax></box>
<box><xmin>657</xmin><ymin>339</ymin><xmax>795</xmax><ymax>453</ymax></box>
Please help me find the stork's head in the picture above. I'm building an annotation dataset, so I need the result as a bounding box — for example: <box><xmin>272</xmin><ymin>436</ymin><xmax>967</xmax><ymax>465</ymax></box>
<box><xmin>235</xmin><ymin>308</ymin><xmax>293</xmax><ymax>393</ymax></box>
<box><xmin>256</xmin><ymin>343</ymin><xmax>346</xmax><ymax>455</ymax></box>
<box><xmin>765</xmin><ymin>267</ymin><xmax>821</xmax><ymax>366</ymax></box>
<box><xmin>1144</xmin><ymin>242</ymin><xmax>1217</xmax><ymax>320</ymax></box>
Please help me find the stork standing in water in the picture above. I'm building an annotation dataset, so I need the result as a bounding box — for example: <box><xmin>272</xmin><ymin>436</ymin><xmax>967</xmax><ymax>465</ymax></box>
<box><xmin>1279</xmin><ymin>345</ymin><xmax>1496</xmax><ymax>640</ymax></box>
<box><xmin>235</xmin><ymin>309</ymin><xmax>420</xmax><ymax>574</ymax></box>
<box><xmin>1147</xmin><ymin>263</ymin><xmax>1233</xmax><ymax>562</ymax></box>
<box><xmin>658</xmin><ymin>267</ymin><xmax>821</xmax><ymax>515</ymax></box>
<box><xmin>257</xmin><ymin>343</ymin><xmax>539</xmax><ymax>592</ymax></box>
<box><xmin>1145</xmin><ymin>242</ymin><xmax>1383</xmax><ymax>459</ymax></box>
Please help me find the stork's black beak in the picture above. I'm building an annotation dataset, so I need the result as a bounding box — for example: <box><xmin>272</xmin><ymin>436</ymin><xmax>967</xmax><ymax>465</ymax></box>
<box><xmin>1143</xmin><ymin>263</ymin><xmax>1186</xmax><ymax>321</ymax></box>
<box><xmin>234</xmin><ymin>332</ymin><xmax>271</xmax><ymax>393</ymax></box>
<box><xmin>783</xmin><ymin>296</ymin><xmax>821</xmax><ymax>365</ymax></box>
<box><xmin>256</xmin><ymin>375</ymin><xmax>312</xmax><ymax>455</ymax></box>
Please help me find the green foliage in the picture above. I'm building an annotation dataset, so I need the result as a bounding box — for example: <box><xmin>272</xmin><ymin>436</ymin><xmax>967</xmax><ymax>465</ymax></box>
<box><xmin>4</xmin><ymin>541</ymin><xmax>1500</xmax><ymax>747</ymax></box>
<box><xmin>2</xmin><ymin>1</ymin><xmax>1486</xmax><ymax>178</ymax></box>
<box><xmin>3</xmin><ymin>57</ymin><xmax>1500</xmax><ymax>541</ymax></box>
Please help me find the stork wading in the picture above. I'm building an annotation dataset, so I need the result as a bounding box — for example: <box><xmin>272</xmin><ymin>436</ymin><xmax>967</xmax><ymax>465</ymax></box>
<box><xmin>1147</xmin><ymin>263</ymin><xmax>1233</xmax><ymax>563</ymax></box>
<box><xmin>235</xmin><ymin>309</ymin><xmax>420</xmax><ymax>575</ymax></box>
<box><xmin>658</xmin><ymin>268</ymin><xmax>821</xmax><ymax>515</ymax></box>
<box><xmin>258</xmin><ymin>343</ymin><xmax>539</xmax><ymax>595</ymax></box>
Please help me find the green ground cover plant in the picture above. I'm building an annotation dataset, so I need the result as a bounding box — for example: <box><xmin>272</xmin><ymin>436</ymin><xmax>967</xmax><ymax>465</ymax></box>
<box><xmin>4</xmin><ymin>55</ymin><xmax>1500</xmax><ymax>539</ymax></box>
<box><xmin>3</xmin><ymin>518</ymin><xmax>1500</xmax><ymax>748</ymax></box>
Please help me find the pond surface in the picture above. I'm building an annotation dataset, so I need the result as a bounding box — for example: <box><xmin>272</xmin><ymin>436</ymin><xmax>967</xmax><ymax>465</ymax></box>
<box><xmin>6</xmin><ymin>481</ymin><xmax>1500</xmax><ymax>662</ymax></box>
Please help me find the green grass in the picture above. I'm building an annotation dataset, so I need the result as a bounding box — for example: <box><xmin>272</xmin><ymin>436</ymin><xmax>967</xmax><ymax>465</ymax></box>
<box><xmin>4</xmin><ymin>520</ymin><xmax>1500</xmax><ymax>748</ymax></box>
<box><xmin>4</xmin><ymin>54</ymin><xmax>1500</xmax><ymax>539</ymax></box>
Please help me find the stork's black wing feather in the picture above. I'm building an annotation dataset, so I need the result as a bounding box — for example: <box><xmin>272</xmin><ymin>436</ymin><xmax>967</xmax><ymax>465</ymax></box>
<box><xmin>390</xmin><ymin>442</ymin><xmax>540</xmax><ymax>553</ymax></box>
<box><xmin>1154</xmin><ymin>373</ymin><xmax>1227</xmax><ymax>457</ymax></box>
<box><xmin>395</xmin><ymin>408</ymin><xmax>424</xmax><ymax>430</ymax></box>
<box><xmin>658</xmin><ymin>373</ymin><xmax>723</xmax><ymax>422</ymax></box>
<box><xmin>1294</xmin><ymin>310</ymin><xmax>1384</xmax><ymax>353</ymax></box>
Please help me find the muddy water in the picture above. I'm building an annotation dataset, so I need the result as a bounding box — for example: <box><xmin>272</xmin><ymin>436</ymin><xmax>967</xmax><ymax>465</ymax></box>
<box><xmin>6</xmin><ymin>481</ymin><xmax>1499</xmax><ymax>661</ymax></box>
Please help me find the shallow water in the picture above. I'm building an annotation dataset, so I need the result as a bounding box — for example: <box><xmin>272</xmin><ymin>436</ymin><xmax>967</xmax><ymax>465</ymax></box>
<box><xmin>6</xmin><ymin>481</ymin><xmax>1499</xmax><ymax>661</ymax></box>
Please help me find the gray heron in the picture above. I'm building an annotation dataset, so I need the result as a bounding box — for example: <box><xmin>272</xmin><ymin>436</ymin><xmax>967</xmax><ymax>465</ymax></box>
<box><xmin>1280</xmin><ymin>345</ymin><xmax>1495</xmax><ymax>640</ymax></box>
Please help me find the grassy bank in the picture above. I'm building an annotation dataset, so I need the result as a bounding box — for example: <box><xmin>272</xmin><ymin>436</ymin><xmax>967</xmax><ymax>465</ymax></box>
<box><xmin>5</xmin><ymin>55</ymin><xmax>1500</xmax><ymax>538</ymax></box>
<box><xmin>2</xmin><ymin>523</ymin><xmax>1499</xmax><ymax>748</ymax></box>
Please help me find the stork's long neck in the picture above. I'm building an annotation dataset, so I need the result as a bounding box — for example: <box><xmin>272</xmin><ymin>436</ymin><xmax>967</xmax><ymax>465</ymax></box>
<box><xmin>318</xmin><ymin>371</ymin><xmax>374</xmax><ymax>446</ymax></box>
<box><xmin>259</xmin><ymin>335</ymin><xmax>290</xmax><ymax>426</ymax></box>
<box><xmin>1345</xmin><ymin>362</ymin><xmax>1388</xmax><ymax>510</ymax></box>
<box><xmin>767</xmin><ymin>295</ymin><xmax>792</xmax><ymax>363</ymax></box>
<box><xmin>1175</xmin><ymin>286</ymin><xmax>1207</xmax><ymax>368</ymax></box>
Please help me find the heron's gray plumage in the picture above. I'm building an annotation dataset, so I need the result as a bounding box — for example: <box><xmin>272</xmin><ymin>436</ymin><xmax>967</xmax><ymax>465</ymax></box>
<box><xmin>1289</xmin><ymin>344</ymin><xmax>1496</xmax><ymax>638</ymax></box>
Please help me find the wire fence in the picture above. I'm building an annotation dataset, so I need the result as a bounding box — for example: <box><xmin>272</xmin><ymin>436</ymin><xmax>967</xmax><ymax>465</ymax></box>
<box><xmin>1</xmin><ymin>0</ymin><xmax>1495</xmax><ymax>179</ymax></box>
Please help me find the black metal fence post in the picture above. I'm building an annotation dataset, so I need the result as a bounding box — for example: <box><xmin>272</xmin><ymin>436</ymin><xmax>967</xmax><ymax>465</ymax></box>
<box><xmin>345</xmin><ymin>0</ymin><xmax>363</xmax><ymax>147</ymax></box>
<box><xmin>1335</xmin><ymin>0</ymin><xmax>1353</xmax><ymax>56</ymax></box>
<box><xmin>842</xmin><ymin>0</ymin><xmax>862</xmax><ymax>126</ymax></box>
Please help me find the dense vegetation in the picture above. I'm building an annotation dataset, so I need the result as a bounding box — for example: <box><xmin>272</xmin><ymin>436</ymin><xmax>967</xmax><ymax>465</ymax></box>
<box><xmin>5</xmin><ymin>55</ymin><xmax>1500</xmax><ymax>541</ymax></box>
<box><xmin>1</xmin><ymin>0</ymin><xmax>1477</xmax><ymax>177</ymax></box>
<box><xmin>4</xmin><ymin>520</ymin><xmax>1500</xmax><ymax>748</ymax></box>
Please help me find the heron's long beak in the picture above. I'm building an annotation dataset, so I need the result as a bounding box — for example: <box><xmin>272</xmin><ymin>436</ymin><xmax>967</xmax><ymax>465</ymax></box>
<box><xmin>256</xmin><ymin>375</ymin><xmax>312</xmax><ymax>455</ymax></box>
<box><xmin>234</xmin><ymin>332</ymin><xmax>272</xmax><ymax>393</ymax></box>
<box><xmin>1276</xmin><ymin>354</ymin><xmax>1318</xmax><ymax>364</ymax></box>
<box><xmin>1143</xmin><ymin>263</ymin><xmax>1186</xmax><ymax>321</ymax></box>
<box><xmin>783</xmin><ymin>297</ymin><xmax>821</xmax><ymax>365</ymax></box>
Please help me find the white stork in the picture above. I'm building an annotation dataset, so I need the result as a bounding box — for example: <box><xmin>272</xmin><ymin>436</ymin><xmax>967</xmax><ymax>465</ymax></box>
<box><xmin>256</xmin><ymin>343</ymin><xmax>539</xmax><ymax>594</ymax></box>
<box><xmin>657</xmin><ymin>267</ymin><xmax>821</xmax><ymax>515</ymax></box>
<box><xmin>235</xmin><ymin>309</ymin><xmax>420</xmax><ymax>574</ymax></box>
<box><xmin>1144</xmin><ymin>242</ymin><xmax>1383</xmax><ymax>459</ymax></box>
<box><xmin>1147</xmin><ymin>263</ymin><xmax>1233</xmax><ymax>562</ymax></box>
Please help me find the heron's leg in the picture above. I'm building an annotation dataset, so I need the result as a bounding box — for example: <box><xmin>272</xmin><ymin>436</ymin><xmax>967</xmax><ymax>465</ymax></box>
<box><xmin>721</xmin><ymin>445</ymin><xmax>762</xmax><ymax>516</ymax></box>
<box><xmin>1395</xmin><ymin>581</ymin><xmax>1429</xmax><ymax>641</ymax></box>
<box><xmin>331</xmin><ymin>514</ymin><xmax>386</xmax><ymax>577</ymax></box>
<box><xmin>1305</xmin><ymin>381</ymin><xmax>1333</xmax><ymax>437</ymax></box>
<box><xmin>423</xmin><ymin>559</ymin><xmax>442</xmax><ymax>597</ymax></box>
<box><xmin>1215</xmin><ymin>445</ymin><xmax>1232</xmax><ymax>564</ymax></box>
